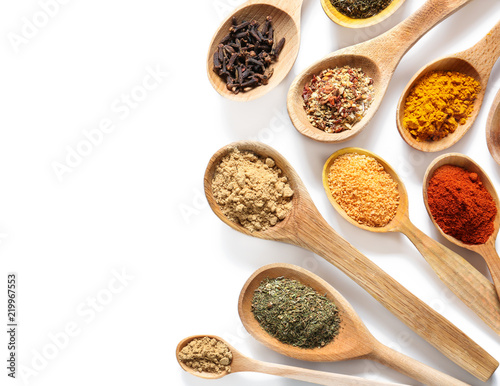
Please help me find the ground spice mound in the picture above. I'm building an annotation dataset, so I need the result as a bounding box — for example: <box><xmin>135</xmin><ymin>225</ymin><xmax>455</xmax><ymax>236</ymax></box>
<box><xmin>328</xmin><ymin>153</ymin><xmax>399</xmax><ymax>227</ymax></box>
<box><xmin>403</xmin><ymin>71</ymin><xmax>480</xmax><ymax>141</ymax></box>
<box><xmin>178</xmin><ymin>337</ymin><xmax>232</xmax><ymax>374</ymax></box>
<box><xmin>427</xmin><ymin>165</ymin><xmax>497</xmax><ymax>244</ymax></box>
<box><xmin>212</xmin><ymin>149</ymin><xmax>294</xmax><ymax>232</ymax></box>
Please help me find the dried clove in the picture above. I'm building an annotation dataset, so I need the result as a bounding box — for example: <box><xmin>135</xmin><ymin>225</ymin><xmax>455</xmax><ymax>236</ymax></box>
<box><xmin>212</xmin><ymin>16</ymin><xmax>286</xmax><ymax>94</ymax></box>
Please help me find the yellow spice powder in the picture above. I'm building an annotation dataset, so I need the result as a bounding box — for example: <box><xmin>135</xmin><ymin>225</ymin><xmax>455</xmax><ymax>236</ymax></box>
<box><xmin>328</xmin><ymin>153</ymin><xmax>399</xmax><ymax>227</ymax></box>
<box><xmin>402</xmin><ymin>71</ymin><xmax>480</xmax><ymax>142</ymax></box>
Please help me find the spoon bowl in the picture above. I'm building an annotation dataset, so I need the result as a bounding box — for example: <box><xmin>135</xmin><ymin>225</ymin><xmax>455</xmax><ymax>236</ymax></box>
<box><xmin>322</xmin><ymin>147</ymin><xmax>500</xmax><ymax>333</ymax></box>
<box><xmin>322</xmin><ymin>147</ymin><xmax>408</xmax><ymax>232</ymax></box>
<box><xmin>238</xmin><ymin>263</ymin><xmax>372</xmax><ymax>362</ymax></box>
<box><xmin>486</xmin><ymin>88</ymin><xmax>500</xmax><ymax>165</ymax></box>
<box><xmin>288</xmin><ymin>54</ymin><xmax>383</xmax><ymax>143</ymax></box>
<box><xmin>287</xmin><ymin>0</ymin><xmax>475</xmax><ymax>143</ymax></box>
<box><xmin>206</xmin><ymin>0</ymin><xmax>303</xmax><ymax>102</ymax></box>
<box><xmin>320</xmin><ymin>0</ymin><xmax>407</xmax><ymax>29</ymax></box>
<box><xmin>423</xmin><ymin>153</ymin><xmax>500</xmax><ymax>300</ymax></box>
<box><xmin>238</xmin><ymin>263</ymin><xmax>469</xmax><ymax>385</ymax></box>
<box><xmin>397</xmin><ymin>20</ymin><xmax>500</xmax><ymax>152</ymax></box>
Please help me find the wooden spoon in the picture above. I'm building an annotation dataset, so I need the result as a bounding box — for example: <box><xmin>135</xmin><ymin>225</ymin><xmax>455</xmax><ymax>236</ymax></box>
<box><xmin>206</xmin><ymin>0</ymin><xmax>303</xmax><ymax>101</ymax></box>
<box><xmin>322</xmin><ymin>147</ymin><xmax>500</xmax><ymax>335</ymax></box>
<box><xmin>176</xmin><ymin>334</ymin><xmax>409</xmax><ymax>385</ymax></box>
<box><xmin>486</xmin><ymin>88</ymin><xmax>500</xmax><ymax>165</ymax></box>
<box><xmin>320</xmin><ymin>0</ymin><xmax>406</xmax><ymax>29</ymax></box>
<box><xmin>397</xmin><ymin>20</ymin><xmax>500</xmax><ymax>152</ymax></box>
<box><xmin>239</xmin><ymin>263</ymin><xmax>469</xmax><ymax>386</ymax></box>
<box><xmin>423</xmin><ymin>153</ymin><xmax>500</xmax><ymax>302</ymax></box>
<box><xmin>287</xmin><ymin>0</ymin><xmax>475</xmax><ymax>143</ymax></box>
<box><xmin>203</xmin><ymin>140</ymin><xmax>498</xmax><ymax>381</ymax></box>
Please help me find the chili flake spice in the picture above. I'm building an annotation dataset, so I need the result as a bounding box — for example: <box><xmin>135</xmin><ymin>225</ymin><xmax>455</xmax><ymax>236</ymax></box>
<box><xmin>302</xmin><ymin>66</ymin><xmax>374</xmax><ymax>133</ymax></box>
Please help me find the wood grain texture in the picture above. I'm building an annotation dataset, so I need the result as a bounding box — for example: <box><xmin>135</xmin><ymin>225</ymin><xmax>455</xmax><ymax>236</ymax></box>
<box><xmin>204</xmin><ymin>141</ymin><xmax>499</xmax><ymax>381</ymax></box>
<box><xmin>287</xmin><ymin>0</ymin><xmax>474</xmax><ymax>143</ymax></box>
<box><xmin>176</xmin><ymin>334</ymin><xmax>411</xmax><ymax>385</ymax></box>
<box><xmin>423</xmin><ymin>153</ymin><xmax>500</xmax><ymax>302</ymax></box>
<box><xmin>320</xmin><ymin>0</ymin><xmax>406</xmax><ymax>29</ymax></box>
<box><xmin>396</xmin><ymin>20</ymin><xmax>500</xmax><ymax>152</ymax></box>
<box><xmin>321</xmin><ymin>147</ymin><xmax>500</xmax><ymax>335</ymax></box>
<box><xmin>486</xmin><ymin>88</ymin><xmax>500</xmax><ymax>165</ymax></box>
<box><xmin>238</xmin><ymin>264</ymin><xmax>470</xmax><ymax>386</ymax></box>
<box><xmin>206</xmin><ymin>0</ymin><xmax>303</xmax><ymax>101</ymax></box>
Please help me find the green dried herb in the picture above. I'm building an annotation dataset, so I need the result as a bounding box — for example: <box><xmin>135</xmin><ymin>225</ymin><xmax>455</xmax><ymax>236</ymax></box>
<box><xmin>251</xmin><ymin>277</ymin><xmax>341</xmax><ymax>349</ymax></box>
<box><xmin>330</xmin><ymin>0</ymin><xmax>393</xmax><ymax>19</ymax></box>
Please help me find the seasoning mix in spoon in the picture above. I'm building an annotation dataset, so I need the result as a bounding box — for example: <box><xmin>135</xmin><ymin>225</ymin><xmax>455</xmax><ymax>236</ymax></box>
<box><xmin>252</xmin><ymin>276</ymin><xmax>341</xmax><ymax>348</ymax></box>
<box><xmin>402</xmin><ymin>71</ymin><xmax>480</xmax><ymax>142</ymax></box>
<box><xmin>329</xmin><ymin>0</ymin><xmax>394</xmax><ymax>19</ymax></box>
<box><xmin>327</xmin><ymin>153</ymin><xmax>399</xmax><ymax>227</ymax></box>
<box><xmin>302</xmin><ymin>66</ymin><xmax>374</xmax><ymax>133</ymax></box>
<box><xmin>211</xmin><ymin>148</ymin><xmax>294</xmax><ymax>232</ymax></box>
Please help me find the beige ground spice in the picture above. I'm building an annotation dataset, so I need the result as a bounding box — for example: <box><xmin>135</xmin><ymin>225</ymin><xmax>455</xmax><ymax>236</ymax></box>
<box><xmin>328</xmin><ymin>153</ymin><xmax>399</xmax><ymax>227</ymax></box>
<box><xmin>178</xmin><ymin>337</ymin><xmax>232</xmax><ymax>374</ymax></box>
<box><xmin>212</xmin><ymin>149</ymin><xmax>294</xmax><ymax>232</ymax></box>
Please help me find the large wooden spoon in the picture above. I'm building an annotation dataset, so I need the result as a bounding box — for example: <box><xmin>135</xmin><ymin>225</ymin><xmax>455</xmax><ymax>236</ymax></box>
<box><xmin>203</xmin><ymin>140</ymin><xmax>498</xmax><ymax>381</ymax></box>
<box><xmin>486</xmin><ymin>88</ymin><xmax>500</xmax><ymax>165</ymax></box>
<box><xmin>287</xmin><ymin>0</ymin><xmax>475</xmax><ymax>143</ymax></box>
<box><xmin>239</xmin><ymin>263</ymin><xmax>469</xmax><ymax>386</ymax></box>
<box><xmin>176</xmin><ymin>334</ymin><xmax>409</xmax><ymax>385</ymax></box>
<box><xmin>397</xmin><ymin>20</ymin><xmax>500</xmax><ymax>152</ymax></box>
<box><xmin>322</xmin><ymin>147</ymin><xmax>500</xmax><ymax>335</ymax></box>
<box><xmin>423</xmin><ymin>153</ymin><xmax>500</xmax><ymax>302</ymax></box>
<box><xmin>206</xmin><ymin>0</ymin><xmax>303</xmax><ymax>101</ymax></box>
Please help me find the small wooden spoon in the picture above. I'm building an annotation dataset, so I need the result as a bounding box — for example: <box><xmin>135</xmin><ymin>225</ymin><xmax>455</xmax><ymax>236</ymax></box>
<box><xmin>204</xmin><ymin>140</ymin><xmax>498</xmax><ymax>381</ymax></box>
<box><xmin>206</xmin><ymin>0</ymin><xmax>303</xmax><ymax>101</ymax></box>
<box><xmin>322</xmin><ymin>147</ymin><xmax>500</xmax><ymax>335</ymax></box>
<box><xmin>320</xmin><ymin>0</ymin><xmax>406</xmax><ymax>29</ymax></box>
<box><xmin>176</xmin><ymin>334</ymin><xmax>409</xmax><ymax>385</ymax></box>
<box><xmin>287</xmin><ymin>0</ymin><xmax>474</xmax><ymax>143</ymax></box>
<box><xmin>397</xmin><ymin>20</ymin><xmax>500</xmax><ymax>152</ymax></box>
<box><xmin>423</xmin><ymin>153</ymin><xmax>500</xmax><ymax>302</ymax></box>
<box><xmin>486</xmin><ymin>88</ymin><xmax>500</xmax><ymax>165</ymax></box>
<box><xmin>239</xmin><ymin>264</ymin><xmax>469</xmax><ymax>386</ymax></box>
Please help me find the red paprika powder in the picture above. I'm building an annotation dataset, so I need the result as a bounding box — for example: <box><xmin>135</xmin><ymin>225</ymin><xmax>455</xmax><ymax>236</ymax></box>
<box><xmin>427</xmin><ymin>164</ymin><xmax>497</xmax><ymax>244</ymax></box>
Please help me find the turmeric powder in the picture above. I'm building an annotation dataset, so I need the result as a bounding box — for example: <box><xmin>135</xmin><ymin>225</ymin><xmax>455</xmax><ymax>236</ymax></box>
<box><xmin>402</xmin><ymin>71</ymin><xmax>480</xmax><ymax>142</ymax></box>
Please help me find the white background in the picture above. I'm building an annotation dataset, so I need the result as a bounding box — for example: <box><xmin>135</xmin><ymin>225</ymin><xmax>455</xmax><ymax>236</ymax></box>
<box><xmin>1</xmin><ymin>0</ymin><xmax>500</xmax><ymax>385</ymax></box>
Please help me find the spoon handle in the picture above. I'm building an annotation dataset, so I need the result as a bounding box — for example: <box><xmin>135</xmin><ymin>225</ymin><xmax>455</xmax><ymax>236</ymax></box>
<box><xmin>458</xmin><ymin>20</ymin><xmax>500</xmax><ymax>78</ymax></box>
<box><xmin>294</xmin><ymin>213</ymin><xmax>498</xmax><ymax>381</ymax></box>
<box><xmin>397</xmin><ymin>218</ymin><xmax>500</xmax><ymax>334</ymax></box>
<box><xmin>240</xmin><ymin>356</ymin><xmax>409</xmax><ymax>386</ymax></box>
<box><xmin>367</xmin><ymin>0</ymin><xmax>473</xmax><ymax>67</ymax></box>
<box><xmin>370</xmin><ymin>342</ymin><xmax>469</xmax><ymax>386</ymax></box>
<box><xmin>477</xmin><ymin>242</ymin><xmax>500</xmax><ymax>302</ymax></box>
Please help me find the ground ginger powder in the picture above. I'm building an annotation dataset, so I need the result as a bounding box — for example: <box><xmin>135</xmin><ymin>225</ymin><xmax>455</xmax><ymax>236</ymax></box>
<box><xmin>212</xmin><ymin>149</ymin><xmax>294</xmax><ymax>232</ymax></box>
<box><xmin>328</xmin><ymin>153</ymin><xmax>399</xmax><ymax>227</ymax></box>
<box><xmin>178</xmin><ymin>337</ymin><xmax>232</xmax><ymax>374</ymax></box>
<box><xmin>403</xmin><ymin>71</ymin><xmax>480</xmax><ymax>141</ymax></box>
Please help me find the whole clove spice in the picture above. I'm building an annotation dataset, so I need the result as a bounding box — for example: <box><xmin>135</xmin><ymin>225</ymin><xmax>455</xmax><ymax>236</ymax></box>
<box><xmin>213</xmin><ymin>16</ymin><xmax>285</xmax><ymax>94</ymax></box>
